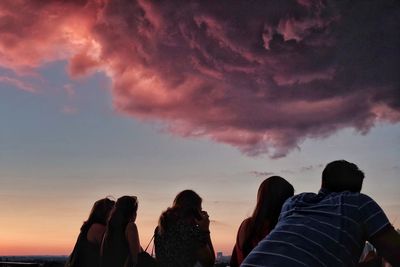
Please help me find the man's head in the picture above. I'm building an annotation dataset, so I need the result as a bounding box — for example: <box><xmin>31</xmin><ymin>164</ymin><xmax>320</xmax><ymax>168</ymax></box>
<box><xmin>322</xmin><ymin>160</ymin><xmax>365</xmax><ymax>192</ymax></box>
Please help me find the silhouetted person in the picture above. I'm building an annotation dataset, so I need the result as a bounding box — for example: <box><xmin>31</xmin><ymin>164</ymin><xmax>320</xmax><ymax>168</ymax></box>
<box><xmin>100</xmin><ymin>196</ymin><xmax>141</xmax><ymax>267</ymax></box>
<box><xmin>66</xmin><ymin>197</ymin><xmax>115</xmax><ymax>267</ymax></box>
<box><xmin>155</xmin><ymin>190</ymin><xmax>215</xmax><ymax>267</ymax></box>
<box><xmin>242</xmin><ymin>160</ymin><xmax>400</xmax><ymax>267</ymax></box>
<box><xmin>230</xmin><ymin>176</ymin><xmax>294</xmax><ymax>267</ymax></box>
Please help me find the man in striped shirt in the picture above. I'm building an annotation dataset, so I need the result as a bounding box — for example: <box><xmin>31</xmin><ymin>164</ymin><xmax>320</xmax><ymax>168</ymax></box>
<box><xmin>241</xmin><ymin>160</ymin><xmax>400</xmax><ymax>267</ymax></box>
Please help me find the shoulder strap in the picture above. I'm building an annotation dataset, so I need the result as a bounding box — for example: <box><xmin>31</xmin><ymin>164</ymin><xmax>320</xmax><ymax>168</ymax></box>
<box><xmin>144</xmin><ymin>234</ymin><xmax>155</xmax><ymax>252</ymax></box>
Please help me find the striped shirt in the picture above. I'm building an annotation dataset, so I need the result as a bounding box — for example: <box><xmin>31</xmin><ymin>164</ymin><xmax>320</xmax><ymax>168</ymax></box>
<box><xmin>241</xmin><ymin>189</ymin><xmax>391</xmax><ymax>267</ymax></box>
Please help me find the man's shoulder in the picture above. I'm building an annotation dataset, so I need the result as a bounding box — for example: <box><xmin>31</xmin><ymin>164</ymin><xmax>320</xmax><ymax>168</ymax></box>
<box><xmin>282</xmin><ymin>192</ymin><xmax>319</xmax><ymax>208</ymax></box>
<box><xmin>320</xmin><ymin>191</ymin><xmax>379</xmax><ymax>209</ymax></box>
<box><xmin>291</xmin><ymin>192</ymin><xmax>318</xmax><ymax>199</ymax></box>
<box><xmin>289</xmin><ymin>191</ymin><xmax>375</xmax><ymax>205</ymax></box>
<box><xmin>325</xmin><ymin>191</ymin><xmax>374</xmax><ymax>201</ymax></box>
<box><xmin>288</xmin><ymin>192</ymin><xmax>318</xmax><ymax>203</ymax></box>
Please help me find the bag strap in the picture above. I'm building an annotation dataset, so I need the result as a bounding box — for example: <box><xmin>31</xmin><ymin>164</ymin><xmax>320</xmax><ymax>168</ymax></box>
<box><xmin>150</xmin><ymin>240</ymin><xmax>155</xmax><ymax>257</ymax></box>
<box><xmin>146</xmin><ymin>227</ymin><xmax>159</xmax><ymax>257</ymax></box>
<box><xmin>144</xmin><ymin>234</ymin><xmax>155</xmax><ymax>252</ymax></box>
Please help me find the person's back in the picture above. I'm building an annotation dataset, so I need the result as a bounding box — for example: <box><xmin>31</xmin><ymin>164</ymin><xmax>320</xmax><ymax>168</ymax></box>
<box><xmin>242</xmin><ymin>160</ymin><xmax>400</xmax><ymax>267</ymax></box>
<box><xmin>243</xmin><ymin>189</ymin><xmax>389</xmax><ymax>266</ymax></box>
<box><xmin>65</xmin><ymin>198</ymin><xmax>114</xmax><ymax>267</ymax></box>
<box><xmin>78</xmin><ymin>224</ymin><xmax>106</xmax><ymax>267</ymax></box>
<box><xmin>155</xmin><ymin>190</ymin><xmax>215</xmax><ymax>267</ymax></box>
<box><xmin>100</xmin><ymin>196</ymin><xmax>141</xmax><ymax>267</ymax></box>
<box><xmin>101</xmin><ymin>229</ymin><xmax>129</xmax><ymax>267</ymax></box>
<box><xmin>155</xmin><ymin>219</ymin><xmax>210</xmax><ymax>267</ymax></box>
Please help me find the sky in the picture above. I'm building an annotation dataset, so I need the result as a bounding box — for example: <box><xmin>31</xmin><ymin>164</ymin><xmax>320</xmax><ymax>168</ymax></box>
<box><xmin>0</xmin><ymin>0</ymin><xmax>399</xmax><ymax>256</ymax></box>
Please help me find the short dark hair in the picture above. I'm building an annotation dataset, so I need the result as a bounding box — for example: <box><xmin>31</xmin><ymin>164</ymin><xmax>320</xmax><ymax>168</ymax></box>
<box><xmin>322</xmin><ymin>160</ymin><xmax>365</xmax><ymax>192</ymax></box>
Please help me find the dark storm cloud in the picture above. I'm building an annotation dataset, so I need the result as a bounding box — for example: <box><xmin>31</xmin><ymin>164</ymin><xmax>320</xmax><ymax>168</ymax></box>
<box><xmin>0</xmin><ymin>0</ymin><xmax>399</xmax><ymax>157</ymax></box>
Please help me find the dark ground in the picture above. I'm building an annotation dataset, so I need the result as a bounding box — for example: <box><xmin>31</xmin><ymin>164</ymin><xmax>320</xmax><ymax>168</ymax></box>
<box><xmin>0</xmin><ymin>256</ymin><xmax>230</xmax><ymax>267</ymax></box>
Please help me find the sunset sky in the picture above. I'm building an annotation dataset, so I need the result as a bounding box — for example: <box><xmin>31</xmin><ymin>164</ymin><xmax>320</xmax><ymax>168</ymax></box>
<box><xmin>0</xmin><ymin>0</ymin><xmax>399</xmax><ymax>256</ymax></box>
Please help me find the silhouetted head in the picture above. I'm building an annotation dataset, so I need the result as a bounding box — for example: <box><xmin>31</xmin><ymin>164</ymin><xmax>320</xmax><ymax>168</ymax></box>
<box><xmin>81</xmin><ymin>197</ymin><xmax>115</xmax><ymax>231</ymax></box>
<box><xmin>106</xmin><ymin>195</ymin><xmax>138</xmax><ymax>232</ymax></box>
<box><xmin>158</xmin><ymin>190</ymin><xmax>202</xmax><ymax>234</ymax></box>
<box><xmin>113</xmin><ymin>196</ymin><xmax>138</xmax><ymax>222</ymax></box>
<box><xmin>322</xmin><ymin>160</ymin><xmax>365</xmax><ymax>193</ymax></box>
<box><xmin>173</xmin><ymin>189</ymin><xmax>202</xmax><ymax>213</ymax></box>
<box><xmin>252</xmin><ymin>176</ymin><xmax>294</xmax><ymax>229</ymax></box>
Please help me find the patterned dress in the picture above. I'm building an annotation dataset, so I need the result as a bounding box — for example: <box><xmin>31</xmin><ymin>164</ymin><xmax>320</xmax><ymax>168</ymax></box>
<box><xmin>155</xmin><ymin>220</ymin><xmax>209</xmax><ymax>267</ymax></box>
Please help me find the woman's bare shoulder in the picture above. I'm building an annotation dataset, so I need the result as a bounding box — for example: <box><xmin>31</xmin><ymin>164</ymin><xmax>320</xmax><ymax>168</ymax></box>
<box><xmin>125</xmin><ymin>221</ymin><xmax>139</xmax><ymax>234</ymax></box>
<box><xmin>240</xmin><ymin>217</ymin><xmax>253</xmax><ymax>231</ymax></box>
<box><xmin>90</xmin><ymin>223</ymin><xmax>106</xmax><ymax>231</ymax></box>
<box><xmin>237</xmin><ymin>217</ymin><xmax>253</xmax><ymax>247</ymax></box>
<box><xmin>87</xmin><ymin>223</ymin><xmax>106</xmax><ymax>244</ymax></box>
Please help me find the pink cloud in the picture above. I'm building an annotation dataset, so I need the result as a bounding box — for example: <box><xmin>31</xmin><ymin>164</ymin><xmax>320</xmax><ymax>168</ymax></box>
<box><xmin>68</xmin><ymin>51</ymin><xmax>101</xmax><ymax>77</ymax></box>
<box><xmin>62</xmin><ymin>105</ymin><xmax>78</xmax><ymax>115</ymax></box>
<box><xmin>0</xmin><ymin>76</ymin><xmax>37</xmax><ymax>93</ymax></box>
<box><xmin>0</xmin><ymin>1</ymin><xmax>97</xmax><ymax>72</ymax></box>
<box><xmin>0</xmin><ymin>0</ymin><xmax>399</xmax><ymax>157</ymax></box>
<box><xmin>64</xmin><ymin>84</ymin><xmax>76</xmax><ymax>98</ymax></box>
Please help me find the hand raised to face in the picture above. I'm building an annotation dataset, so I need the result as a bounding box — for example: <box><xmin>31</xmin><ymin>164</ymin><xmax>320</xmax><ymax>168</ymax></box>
<box><xmin>195</xmin><ymin>210</ymin><xmax>210</xmax><ymax>232</ymax></box>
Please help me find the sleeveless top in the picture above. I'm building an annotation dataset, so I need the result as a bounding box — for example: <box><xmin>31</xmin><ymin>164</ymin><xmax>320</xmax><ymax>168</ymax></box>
<box><xmin>66</xmin><ymin>225</ymin><xmax>102</xmax><ymax>267</ymax></box>
<box><xmin>230</xmin><ymin>218</ymin><xmax>271</xmax><ymax>267</ymax></box>
<box><xmin>100</xmin><ymin>230</ymin><xmax>129</xmax><ymax>267</ymax></box>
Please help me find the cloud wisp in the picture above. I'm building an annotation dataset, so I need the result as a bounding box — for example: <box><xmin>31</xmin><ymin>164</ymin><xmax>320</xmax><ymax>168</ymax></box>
<box><xmin>250</xmin><ymin>171</ymin><xmax>276</xmax><ymax>179</ymax></box>
<box><xmin>1</xmin><ymin>0</ymin><xmax>399</xmax><ymax>157</ymax></box>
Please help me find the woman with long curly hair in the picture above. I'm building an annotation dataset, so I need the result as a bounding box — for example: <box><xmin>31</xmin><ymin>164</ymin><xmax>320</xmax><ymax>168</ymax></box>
<box><xmin>155</xmin><ymin>190</ymin><xmax>215</xmax><ymax>267</ymax></box>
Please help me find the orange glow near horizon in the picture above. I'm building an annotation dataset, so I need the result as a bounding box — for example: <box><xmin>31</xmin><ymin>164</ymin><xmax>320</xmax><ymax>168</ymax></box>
<box><xmin>0</xmin><ymin>197</ymin><xmax>241</xmax><ymax>256</ymax></box>
<box><xmin>1</xmin><ymin>202</ymin><xmax>398</xmax><ymax>256</ymax></box>
<box><xmin>0</xmin><ymin>223</ymin><xmax>237</xmax><ymax>256</ymax></box>
<box><xmin>0</xmin><ymin>176</ymin><xmax>399</xmax><ymax>256</ymax></box>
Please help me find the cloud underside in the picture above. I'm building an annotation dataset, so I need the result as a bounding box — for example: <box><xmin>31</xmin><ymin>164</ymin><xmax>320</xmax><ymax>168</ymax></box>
<box><xmin>1</xmin><ymin>0</ymin><xmax>399</xmax><ymax>157</ymax></box>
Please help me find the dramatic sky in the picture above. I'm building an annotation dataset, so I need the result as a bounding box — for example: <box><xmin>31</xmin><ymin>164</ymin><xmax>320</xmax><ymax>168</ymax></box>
<box><xmin>0</xmin><ymin>0</ymin><xmax>399</xmax><ymax>255</ymax></box>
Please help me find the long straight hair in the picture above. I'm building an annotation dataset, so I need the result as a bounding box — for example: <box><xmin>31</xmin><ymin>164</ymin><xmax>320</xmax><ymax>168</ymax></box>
<box><xmin>243</xmin><ymin>176</ymin><xmax>294</xmax><ymax>255</ymax></box>
<box><xmin>101</xmin><ymin>196</ymin><xmax>138</xmax><ymax>267</ymax></box>
<box><xmin>107</xmin><ymin>196</ymin><xmax>138</xmax><ymax>232</ymax></box>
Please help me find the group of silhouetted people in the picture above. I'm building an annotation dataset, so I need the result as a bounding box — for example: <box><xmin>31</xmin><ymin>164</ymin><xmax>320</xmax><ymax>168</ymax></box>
<box><xmin>66</xmin><ymin>191</ymin><xmax>214</xmax><ymax>267</ymax></box>
<box><xmin>66</xmin><ymin>160</ymin><xmax>400</xmax><ymax>267</ymax></box>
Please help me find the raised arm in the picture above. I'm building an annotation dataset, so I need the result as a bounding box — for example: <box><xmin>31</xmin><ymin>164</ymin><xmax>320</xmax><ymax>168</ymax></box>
<box><xmin>369</xmin><ymin>225</ymin><xmax>400</xmax><ymax>266</ymax></box>
<box><xmin>195</xmin><ymin>211</ymin><xmax>215</xmax><ymax>267</ymax></box>
<box><xmin>125</xmin><ymin>221</ymin><xmax>141</xmax><ymax>266</ymax></box>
